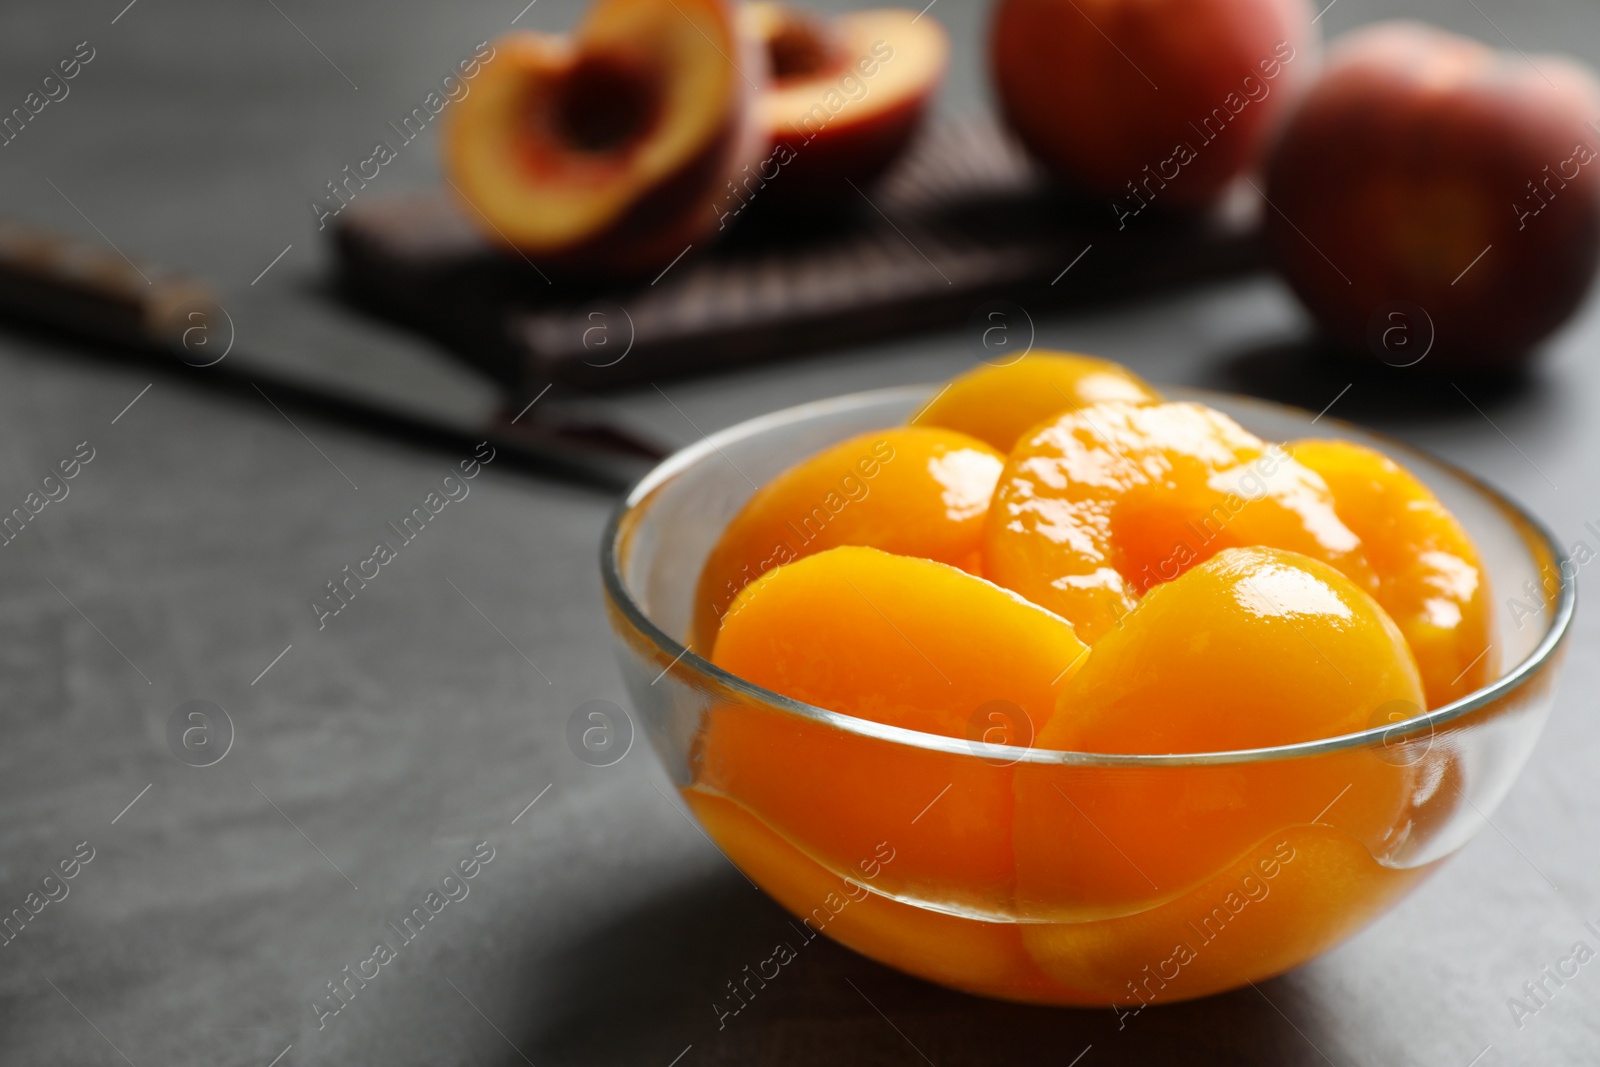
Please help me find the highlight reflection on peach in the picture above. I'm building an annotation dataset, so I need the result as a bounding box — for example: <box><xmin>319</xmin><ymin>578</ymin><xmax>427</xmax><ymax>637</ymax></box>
<box><xmin>982</xmin><ymin>402</ymin><xmax>1378</xmax><ymax>644</ymax></box>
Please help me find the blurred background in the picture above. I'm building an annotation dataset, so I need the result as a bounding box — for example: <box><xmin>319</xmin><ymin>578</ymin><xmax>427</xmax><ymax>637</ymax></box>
<box><xmin>1</xmin><ymin>0</ymin><xmax>1599</xmax><ymax>1064</ymax></box>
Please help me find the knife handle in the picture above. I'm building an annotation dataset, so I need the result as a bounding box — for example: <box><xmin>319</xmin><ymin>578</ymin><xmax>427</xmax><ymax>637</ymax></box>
<box><xmin>0</xmin><ymin>217</ymin><xmax>225</xmax><ymax>360</ymax></box>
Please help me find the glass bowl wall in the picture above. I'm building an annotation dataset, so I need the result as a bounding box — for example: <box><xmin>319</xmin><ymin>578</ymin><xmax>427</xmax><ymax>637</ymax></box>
<box><xmin>601</xmin><ymin>385</ymin><xmax>1572</xmax><ymax>1005</ymax></box>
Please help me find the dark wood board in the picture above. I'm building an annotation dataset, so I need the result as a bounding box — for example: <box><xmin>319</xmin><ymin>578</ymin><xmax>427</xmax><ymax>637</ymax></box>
<box><xmin>332</xmin><ymin>116</ymin><xmax>1264</xmax><ymax>396</ymax></box>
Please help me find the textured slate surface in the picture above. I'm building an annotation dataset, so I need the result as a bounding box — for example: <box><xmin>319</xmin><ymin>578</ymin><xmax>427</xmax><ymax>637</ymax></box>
<box><xmin>1</xmin><ymin>1</ymin><xmax>1599</xmax><ymax>1065</ymax></box>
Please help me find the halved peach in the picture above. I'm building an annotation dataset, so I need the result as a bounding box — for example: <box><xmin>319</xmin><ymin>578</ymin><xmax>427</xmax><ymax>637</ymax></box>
<box><xmin>738</xmin><ymin>3</ymin><xmax>948</xmax><ymax>202</ymax></box>
<box><xmin>910</xmin><ymin>351</ymin><xmax>1162</xmax><ymax>452</ymax></box>
<box><xmin>691</xmin><ymin>426</ymin><xmax>1004</xmax><ymax>652</ymax></box>
<box><xmin>1051</xmin><ymin>548</ymin><xmax>1424</xmax><ymax>755</ymax></box>
<box><xmin>701</xmin><ymin>546</ymin><xmax>1088</xmax><ymax>916</ymax></box>
<box><xmin>443</xmin><ymin>0</ymin><xmax>767</xmax><ymax>275</ymax></box>
<box><xmin>1290</xmin><ymin>438</ymin><xmax>1495</xmax><ymax>707</ymax></box>
<box><xmin>713</xmin><ymin>546</ymin><xmax>1086</xmax><ymax>739</ymax></box>
<box><xmin>1014</xmin><ymin>547</ymin><xmax>1424</xmax><ymax>916</ymax></box>
<box><xmin>983</xmin><ymin>401</ymin><xmax>1376</xmax><ymax>644</ymax></box>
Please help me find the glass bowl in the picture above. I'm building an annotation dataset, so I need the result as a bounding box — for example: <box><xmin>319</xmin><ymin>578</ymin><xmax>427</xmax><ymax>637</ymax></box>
<box><xmin>600</xmin><ymin>384</ymin><xmax>1573</xmax><ymax>1006</ymax></box>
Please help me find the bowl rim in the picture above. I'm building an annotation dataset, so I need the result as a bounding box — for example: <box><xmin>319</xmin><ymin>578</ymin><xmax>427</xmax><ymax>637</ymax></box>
<box><xmin>600</xmin><ymin>383</ymin><xmax>1575</xmax><ymax>767</ymax></box>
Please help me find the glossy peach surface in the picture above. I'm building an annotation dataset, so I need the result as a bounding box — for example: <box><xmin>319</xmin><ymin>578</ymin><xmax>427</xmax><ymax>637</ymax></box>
<box><xmin>982</xmin><ymin>400</ymin><xmax>1377</xmax><ymax>644</ymax></box>
<box><xmin>703</xmin><ymin>546</ymin><xmax>1086</xmax><ymax>908</ymax></box>
<box><xmin>1015</xmin><ymin>547</ymin><xmax>1425</xmax><ymax>915</ymax></box>
<box><xmin>712</xmin><ymin>546</ymin><xmax>1086</xmax><ymax>740</ymax></box>
<box><xmin>1291</xmin><ymin>438</ymin><xmax>1495</xmax><ymax>706</ymax></box>
<box><xmin>910</xmin><ymin>351</ymin><xmax>1162</xmax><ymax>452</ymax></box>
<box><xmin>691</xmin><ymin>426</ymin><xmax>1004</xmax><ymax>651</ymax></box>
<box><xmin>1048</xmin><ymin>547</ymin><xmax>1424</xmax><ymax>754</ymax></box>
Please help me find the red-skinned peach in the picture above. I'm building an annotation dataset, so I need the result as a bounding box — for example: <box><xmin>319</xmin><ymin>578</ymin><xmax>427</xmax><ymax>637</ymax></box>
<box><xmin>1263</xmin><ymin>21</ymin><xmax>1600</xmax><ymax>368</ymax></box>
<box><xmin>990</xmin><ymin>0</ymin><xmax>1315</xmax><ymax>211</ymax></box>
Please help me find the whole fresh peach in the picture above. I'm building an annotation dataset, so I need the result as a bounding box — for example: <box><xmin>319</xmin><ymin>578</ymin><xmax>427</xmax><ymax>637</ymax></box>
<box><xmin>990</xmin><ymin>0</ymin><xmax>1315</xmax><ymax>213</ymax></box>
<box><xmin>1263</xmin><ymin>21</ymin><xmax>1600</xmax><ymax>368</ymax></box>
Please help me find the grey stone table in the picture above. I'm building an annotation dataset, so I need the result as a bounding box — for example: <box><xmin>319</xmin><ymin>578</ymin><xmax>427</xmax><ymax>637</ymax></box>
<box><xmin>1</xmin><ymin>0</ymin><xmax>1598</xmax><ymax>1064</ymax></box>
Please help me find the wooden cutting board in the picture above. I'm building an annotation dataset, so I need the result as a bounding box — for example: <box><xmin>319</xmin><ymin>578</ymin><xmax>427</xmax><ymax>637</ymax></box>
<box><xmin>331</xmin><ymin>116</ymin><xmax>1263</xmax><ymax>397</ymax></box>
